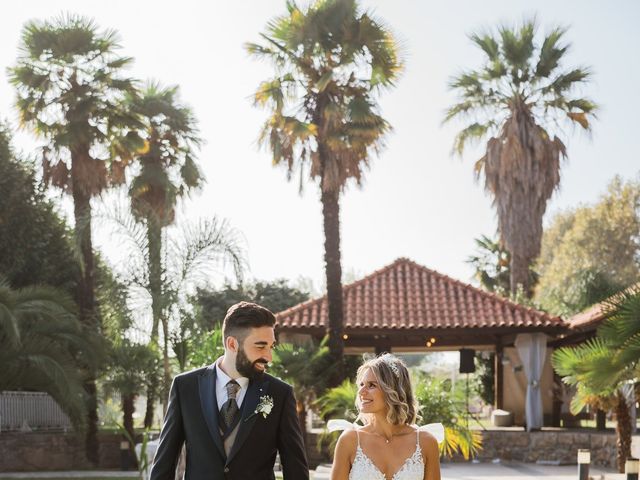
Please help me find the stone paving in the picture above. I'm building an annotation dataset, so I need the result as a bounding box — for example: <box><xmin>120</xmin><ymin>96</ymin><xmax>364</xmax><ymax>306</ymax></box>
<box><xmin>0</xmin><ymin>462</ymin><xmax>624</xmax><ymax>480</ymax></box>
<box><xmin>311</xmin><ymin>461</ymin><xmax>621</xmax><ymax>479</ymax></box>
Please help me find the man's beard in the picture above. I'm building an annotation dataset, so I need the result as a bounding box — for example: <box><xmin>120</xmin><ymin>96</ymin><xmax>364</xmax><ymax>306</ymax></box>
<box><xmin>236</xmin><ymin>347</ymin><xmax>268</xmax><ymax>380</ymax></box>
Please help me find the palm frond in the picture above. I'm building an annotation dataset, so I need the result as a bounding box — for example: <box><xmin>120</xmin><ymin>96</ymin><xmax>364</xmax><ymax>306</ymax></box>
<box><xmin>535</xmin><ymin>26</ymin><xmax>568</xmax><ymax>78</ymax></box>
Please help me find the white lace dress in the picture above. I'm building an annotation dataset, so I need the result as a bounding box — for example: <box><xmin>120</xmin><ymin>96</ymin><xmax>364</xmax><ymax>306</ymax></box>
<box><xmin>349</xmin><ymin>428</ymin><xmax>424</xmax><ymax>480</ymax></box>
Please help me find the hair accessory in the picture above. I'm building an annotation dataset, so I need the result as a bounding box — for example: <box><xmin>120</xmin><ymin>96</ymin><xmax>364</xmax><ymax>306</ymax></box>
<box><xmin>386</xmin><ymin>359</ymin><xmax>401</xmax><ymax>379</ymax></box>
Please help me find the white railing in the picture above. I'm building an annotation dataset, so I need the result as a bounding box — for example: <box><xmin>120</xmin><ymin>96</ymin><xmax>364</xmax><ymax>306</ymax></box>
<box><xmin>0</xmin><ymin>391</ymin><xmax>72</xmax><ymax>432</ymax></box>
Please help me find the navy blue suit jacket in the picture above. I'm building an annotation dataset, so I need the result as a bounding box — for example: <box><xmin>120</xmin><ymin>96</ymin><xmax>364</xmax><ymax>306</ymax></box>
<box><xmin>150</xmin><ymin>364</ymin><xmax>309</xmax><ymax>480</ymax></box>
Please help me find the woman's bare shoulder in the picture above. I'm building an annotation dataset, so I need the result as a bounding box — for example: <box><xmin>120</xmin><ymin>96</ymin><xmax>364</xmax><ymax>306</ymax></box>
<box><xmin>418</xmin><ymin>429</ymin><xmax>439</xmax><ymax>450</ymax></box>
<box><xmin>337</xmin><ymin>427</ymin><xmax>359</xmax><ymax>446</ymax></box>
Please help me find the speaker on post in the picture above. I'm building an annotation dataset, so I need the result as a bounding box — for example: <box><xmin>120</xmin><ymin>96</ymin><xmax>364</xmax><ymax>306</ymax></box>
<box><xmin>459</xmin><ymin>348</ymin><xmax>476</xmax><ymax>374</ymax></box>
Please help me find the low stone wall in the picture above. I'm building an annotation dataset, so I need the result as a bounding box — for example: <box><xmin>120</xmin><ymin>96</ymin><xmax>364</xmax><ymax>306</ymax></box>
<box><xmin>0</xmin><ymin>432</ymin><xmax>125</xmax><ymax>472</ymax></box>
<box><xmin>306</xmin><ymin>431</ymin><xmax>332</xmax><ymax>469</ymax></box>
<box><xmin>0</xmin><ymin>429</ymin><xmax>621</xmax><ymax>472</ymax></box>
<box><xmin>472</xmin><ymin>430</ymin><xmax>617</xmax><ymax>469</ymax></box>
<box><xmin>307</xmin><ymin>428</ymin><xmax>620</xmax><ymax>470</ymax></box>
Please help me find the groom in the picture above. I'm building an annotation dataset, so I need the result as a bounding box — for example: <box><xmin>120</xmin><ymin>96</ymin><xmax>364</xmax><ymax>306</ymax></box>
<box><xmin>150</xmin><ymin>302</ymin><xmax>309</xmax><ymax>479</ymax></box>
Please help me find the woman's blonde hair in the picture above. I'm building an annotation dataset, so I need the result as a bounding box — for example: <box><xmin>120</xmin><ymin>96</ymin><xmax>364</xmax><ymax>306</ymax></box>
<box><xmin>355</xmin><ymin>353</ymin><xmax>418</xmax><ymax>426</ymax></box>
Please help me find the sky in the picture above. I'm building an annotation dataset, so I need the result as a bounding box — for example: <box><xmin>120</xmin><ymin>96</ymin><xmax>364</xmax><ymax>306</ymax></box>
<box><xmin>1</xmin><ymin>1</ymin><xmax>639</xmax><ymax>294</ymax></box>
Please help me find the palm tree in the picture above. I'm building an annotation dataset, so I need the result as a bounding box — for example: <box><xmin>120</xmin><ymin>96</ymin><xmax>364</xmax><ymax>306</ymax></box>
<box><xmin>271</xmin><ymin>339</ymin><xmax>335</xmax><ymax>441</ymax></box>
<box><xmin>0</xmin><ymin>279</ymin><xmax>96</xmax><ymax>430</ymax></box>
<box><xmin>10</xmin><ymin>14</ymin><xmax>142</xmax><ymax>462</ymax></box>
<box><xmin>247</xmin><ymin>0</ymin><xmax>403</xmax><ymax>379</ymax></box>
<box><xmin>126</xmin><ymin>82</ymin><xmax>203</xmax><ymax>425</ymax></box>
<box><xmin>445</xmin><ymin>19</ymin><xmax>596</xmax><ymax>296</ymax></box>
<box><xmin>553</xmin><ymin>287</ymin><xmax>640</xmax><ymax>471</ymax></box>
<box><xmin>102</xmin><ymin>339</ymin><xmax>158</xmax><ymax>464</ymax></box>
<box><xmin>467</xmin><ymin>234</ymin><xmax>511</xmax><ymax>295</ymax></box>
<box><xmin>100</xmin><ymin>201</ymin><xmax>245</xmax><ymax>418</ymax></box>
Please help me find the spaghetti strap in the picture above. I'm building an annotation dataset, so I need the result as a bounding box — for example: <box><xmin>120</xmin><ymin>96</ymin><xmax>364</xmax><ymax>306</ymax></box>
<box><xmin>355</xmin><ymin>428</ymin><xmax>361</xmax><ymax>447</ymax></box>
<box><xmin>415</xmin><ymin>428</ymin><xmax>420</xmax><ymax>446</ymax></box>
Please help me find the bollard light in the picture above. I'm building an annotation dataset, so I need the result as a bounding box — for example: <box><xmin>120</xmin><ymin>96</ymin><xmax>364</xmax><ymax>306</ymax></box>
<box><xmin>577</xmin><ymin>449</ymin><xmax>590</xmax><ymax>480</ymax></box>
<box><xmin>626</xmin><ymin>457</ymin><xmax>639</xmax><ymax>480</ymax></box>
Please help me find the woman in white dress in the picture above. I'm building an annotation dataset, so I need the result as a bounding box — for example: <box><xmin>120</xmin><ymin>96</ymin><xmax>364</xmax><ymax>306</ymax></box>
<box><xmin>331</xmin><ymin>354</ymin><xmax>441</xmax><ymax>480</ymax></box>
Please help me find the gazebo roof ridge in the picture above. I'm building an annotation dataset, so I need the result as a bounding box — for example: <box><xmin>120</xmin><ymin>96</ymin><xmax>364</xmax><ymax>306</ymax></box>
<box><xmin>276</xmin><ymin>257</ymin><xmax>565</xmax><ymax>331</ymax></box>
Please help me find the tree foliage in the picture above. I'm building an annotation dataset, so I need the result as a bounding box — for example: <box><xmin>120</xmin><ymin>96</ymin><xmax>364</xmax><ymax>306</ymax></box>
<box><xmin>0</xmin><ymin>280</ymin><xmax>97</xmax><ymax>430</ymax></box>
<box><xmin>552</xmin><ymin>288</ymin><xmax>640</xmax><ymax>471</ymax></box>
<box><xmin>414</xmin><ymin>376</ymin><xmax>483</xmax><ymax>460</ymax></box>
<box><xmin>0</xmin><ymin>124</ymin><xmax>77</xmax><ymax>293</ymax></box>
<box><xmin>535</xmin><ymin>176</ymin><xmax>640</xmax><ymax>315</ymax></box>
<box><xmin>194</xmin><ymin>279</ymin><xmax>310</xmax><ymax>331</ymax></box>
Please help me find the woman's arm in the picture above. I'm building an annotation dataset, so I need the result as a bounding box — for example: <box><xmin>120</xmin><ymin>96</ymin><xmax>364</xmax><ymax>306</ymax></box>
<box><xmin>330</xmin><ymin>429</ymin><xmax>357</xmax><ymax>480</ymax></box>
<box><xmin>420</xmin><ymin>431</ymin><xmax>441</xmax><ymax>480</ymax></box>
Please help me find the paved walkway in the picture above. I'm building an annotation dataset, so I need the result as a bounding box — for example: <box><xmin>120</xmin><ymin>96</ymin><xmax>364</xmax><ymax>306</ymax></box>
<box><xmin>440</xmin><ymin>462</ymin><xmax>620</xmax><ymax>479</ymax></box>
<box><xmin>0</xmin><ymin>463</ymin><xmax>623</xmax><ymax>480</ymax></box>
<box><xmin>313</xmin><ymin>461</ymin><xmax>621</xmax><ymax>479</ymax></box>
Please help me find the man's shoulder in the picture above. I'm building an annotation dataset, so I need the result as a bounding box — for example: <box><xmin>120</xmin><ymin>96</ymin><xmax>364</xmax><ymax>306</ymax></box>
<box><xmin>174</xmin><ymin>365</ymin><xmax>212</xmax><ymax>382</ymax></box>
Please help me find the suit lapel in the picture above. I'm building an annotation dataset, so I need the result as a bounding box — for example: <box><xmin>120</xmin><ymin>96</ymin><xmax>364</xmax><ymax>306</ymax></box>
<box><xmin>226</xmin><ymin>376</ymin><xmax>270</xmax><ymax>465</ymax></box>
<box><xmin>198</xmin><ymin>364</ymin><xmax>226</xmax><ymax>459</ymax></box>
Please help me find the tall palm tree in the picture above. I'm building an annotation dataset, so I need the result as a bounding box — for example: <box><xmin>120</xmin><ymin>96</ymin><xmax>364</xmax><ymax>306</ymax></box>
<box><xmin>553</xmin><ymin>287</ymin><xmax>640</xmax><ymax>471</ymax></box>
<box><xmin>247</xmin><ymin>0</ymin><xmax>403</xmax><ymax>379</ymax></box>
<box><xmin>10</xmin><ymin>14</ymin><xmax>142</xmax><ymax>462</ymax></box>
<box><xmin>126</xmin><ymin>82</ymin><xmax>203</xmax><ymax>425</ymax></box>
<box><xmin>445</xmin><ymin>19</ymin><xmax>596</xmax><ymax>296</ymax></box>
<box><xmin>0</xmin><ymin>280</ymin><xmax>95</xmax><ymax>430</ymax></box>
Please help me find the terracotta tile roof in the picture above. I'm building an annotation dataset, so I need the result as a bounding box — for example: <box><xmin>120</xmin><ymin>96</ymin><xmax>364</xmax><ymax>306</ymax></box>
<box><xmin>567</xmin><ymin>303</ymin><xmax>606</xmax><ymax>330</ymax></box>
<box><xmin>567</xmin><ymin>283</ymin><xmax>640</xmax><ymax>330</ymax></box>
<box><xmin>276</xmin><ymin>258</ymin><xmax>564</xmax><ymax>332</ymax></box>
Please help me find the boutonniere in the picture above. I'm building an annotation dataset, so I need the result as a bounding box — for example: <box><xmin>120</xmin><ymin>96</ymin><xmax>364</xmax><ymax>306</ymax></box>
<box><xmin>245</xmin><ymin>395</ymin><xmax>274</xmax><ymax>421</ymax></box>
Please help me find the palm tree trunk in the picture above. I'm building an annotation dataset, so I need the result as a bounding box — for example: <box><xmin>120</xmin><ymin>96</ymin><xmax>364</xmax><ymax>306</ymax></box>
<box><xmin>509</xmin><ymin>252</ymin><xmax>531</xmax><ymax>297</ymax></box>
<box><xmin>144</xmin><ymin>218</ymin><xmax>163</xmax><ymax>426</ymax></box>
<box><xmin>320</xmin><ymin>188</ymin><xmax>345</xmax><ymax>386</ymax></box>
<box><xmin>122</xmin><ymin>393</ymin><xmax>138</xmax><ymax>469</ymax></box>
<box><xmin>122</xmin><ymin>393</ymin><xmax>136</xmax><ymax>445</ymax></box>
<box><xmin>615</xmin><ymin>392</ymin><xmax>631</xmax><ymax>473</ymax></box>
<box><xmin>143</xmin><ymin>376</ymin><xmax>158</xmax><ymax>429</ymax></box>
<box><xmin>71</xmin><ymin>159</ymin><xmax>99</xmax><ymax>466</ymax></box>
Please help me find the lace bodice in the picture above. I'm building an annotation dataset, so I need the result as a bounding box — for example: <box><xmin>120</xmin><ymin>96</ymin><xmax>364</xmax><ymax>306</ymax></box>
<box><xmin>349</xmin><ymin>429</ymin><xmax>424</xmax><ymax>480</ymax></box>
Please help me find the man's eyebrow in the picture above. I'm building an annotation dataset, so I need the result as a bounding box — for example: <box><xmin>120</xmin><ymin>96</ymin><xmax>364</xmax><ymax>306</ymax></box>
<box><xmin>253</xmin><ymin>340</ymin><xmax>276</xmax><ymax>346</ymax></box>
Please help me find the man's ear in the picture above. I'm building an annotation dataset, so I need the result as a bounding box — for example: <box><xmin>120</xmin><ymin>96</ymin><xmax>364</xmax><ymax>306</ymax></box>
<box><xmin>225</xmin><ymin>335</ymin><xmax>238</xmax><ymax>352</ymax></box>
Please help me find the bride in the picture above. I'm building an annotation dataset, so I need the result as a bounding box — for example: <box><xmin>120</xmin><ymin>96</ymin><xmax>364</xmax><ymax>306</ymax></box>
<box><xmin>330</xmin><ymin>354</ymin><xmax>441</xmax><ymax>480</ymax></box>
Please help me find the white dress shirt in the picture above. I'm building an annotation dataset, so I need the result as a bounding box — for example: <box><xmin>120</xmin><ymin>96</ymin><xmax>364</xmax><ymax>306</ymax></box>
<box><xmin>215</xmin><ymin>360</ymin><xmax>249</xmax><ymax>410</ymax></box>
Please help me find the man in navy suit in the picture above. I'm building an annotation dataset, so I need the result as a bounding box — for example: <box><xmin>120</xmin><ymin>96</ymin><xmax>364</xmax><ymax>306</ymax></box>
<box><xmin>150</xmin><ymin>302</ymin><xmax>309</xmax><ymax>480</ymax></box>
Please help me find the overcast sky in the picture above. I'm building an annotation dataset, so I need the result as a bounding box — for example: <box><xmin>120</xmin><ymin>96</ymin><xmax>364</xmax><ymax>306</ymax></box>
<box><xmin>2</xmin><ymin>1</ymin><xmax>638</xmax><ymax>293</ymax></box>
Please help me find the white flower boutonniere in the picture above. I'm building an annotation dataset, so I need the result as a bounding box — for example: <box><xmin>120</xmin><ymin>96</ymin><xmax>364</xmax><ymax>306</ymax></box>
<box><xmin>246</xmin><ymin>395</ymin><xmax>274</xmax><ymax>421</ymax></box>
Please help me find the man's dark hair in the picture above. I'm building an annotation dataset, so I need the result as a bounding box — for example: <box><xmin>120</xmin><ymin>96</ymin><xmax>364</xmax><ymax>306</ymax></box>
<box><xmin>222</xmin><ymin>301</ymin><xmax>276</xmax><ymax>342</ymax></box>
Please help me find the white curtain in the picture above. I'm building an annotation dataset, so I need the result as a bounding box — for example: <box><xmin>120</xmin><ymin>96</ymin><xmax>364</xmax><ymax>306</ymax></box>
<box><xmin>515</xmin><ymin>333</ymin><xmax>548</xmax><ymax>431</ymax></box>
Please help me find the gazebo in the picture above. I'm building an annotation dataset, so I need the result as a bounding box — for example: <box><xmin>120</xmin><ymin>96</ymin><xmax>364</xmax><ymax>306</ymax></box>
<box><xmin>276</xmin><ymin>257</ymin><xmax>567</xmax><ymax>427</ymax></box>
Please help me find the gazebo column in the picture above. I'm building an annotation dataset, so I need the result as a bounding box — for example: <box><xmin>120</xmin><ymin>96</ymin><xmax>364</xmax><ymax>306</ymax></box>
<box><xmin>495</xmin><ymin>340</ymin><xmax>504</xmax><ymax>410</ymax></box>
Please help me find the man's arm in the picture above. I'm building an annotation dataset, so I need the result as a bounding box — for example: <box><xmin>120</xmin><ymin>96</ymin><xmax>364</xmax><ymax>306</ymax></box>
<box><xmin>150</xmin><ymin>377</ymin><xmax>185</xmax><ymax>480</ymax></box>
<box><xmin>276</xmin><ymin>387</ymin><xmax>309</xmax><ymax>479</ymax></box>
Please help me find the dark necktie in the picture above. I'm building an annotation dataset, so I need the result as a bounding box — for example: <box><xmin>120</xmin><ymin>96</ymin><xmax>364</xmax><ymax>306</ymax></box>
<box><xmin>221</xmin><ymin>379</ymin><xmax>241</xmax><ymax>430</ymax></box>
